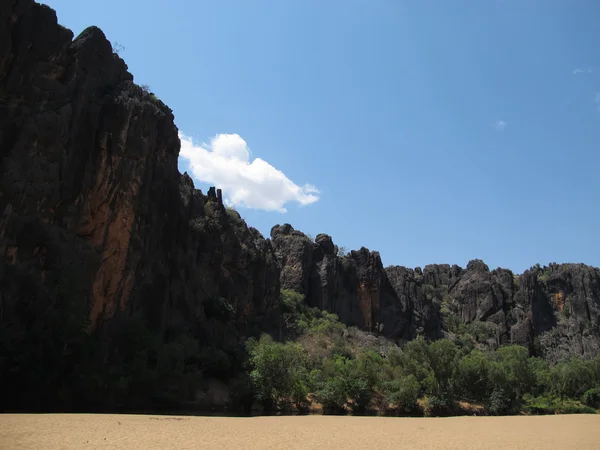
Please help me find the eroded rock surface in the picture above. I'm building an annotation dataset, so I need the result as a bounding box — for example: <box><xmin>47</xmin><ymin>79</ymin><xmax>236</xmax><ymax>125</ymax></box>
<box><xmin>0</xmin><ymin>0</ymin><xmax>279</xmax><ymax>409</ymax></box>
<box><xmin>272</xmin><ymin>223</ymin><xmax>600</xmax><ymax>359</ymax></box>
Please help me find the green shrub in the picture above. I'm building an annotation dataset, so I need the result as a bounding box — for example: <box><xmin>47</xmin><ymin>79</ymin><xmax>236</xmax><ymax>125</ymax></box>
<box><xmin>354</xmin><ymin>350</ymin><xmax>384</xmax><ymax>389</ymax></box>
<box><xmin>443</xmin><ymin>313</ymin><xmax>461</xmax><ymax>333</ymax></box>
<box><xmin>330</xmin><ymin>343</ymin><xmax>353</xmax><ymax>360</ymax></box>
<box><xmin>246</xmin><ymin>335</ymin><xmax>308</xmax><ymax>409</ymax></box>
<box><xmin>422</xmin><ymin>395</ymin><xmax>451</xmax><ymax>417</ymax></box>
<box><xmin>291</xmin><ymin>378</ymin><xmax>310</xmax><ymax>410</ymax></box>
<box><xmin>425</xmin><ymin>339</ymin><xmax>460</xmax><ymax>397</ymax></box>
<box><xmin>315</xmin><ymin>355</ymin><xmax>372</xmax><ymax>413</ymax></box>
<box><xmin>347</xmin><ymin>377</ymin><xmax>372</xmax><ymax>412</ymax></box>
<box><xmin>582</xmin><ymin>388</ymin><xmax>600</xmax><ymax>409</ymax></box>
<box><xmin>316</xmin><ymin>376</ymin><xmax>347</xmax><ymax>413</ymax></box>
<box><xmin>538</xmin><ymin>269</ymin><xmax>551</xmax><ymax>282</ymax></box>
<box><xmin>548</xmin><ymin>357</ymin><xmax>600</xmax><ymax>398</ymax></box>
<box><xmin>226</xmin><ymin>207</ymin><xmax>242</xmax><ymax>224</ymax></box>
<box><xmin>556</xmin><ymin>401</ymin><xmax>596</xmax><ymax>414</ymax></box>
<box><xmin>522</xmin><ymin>394</ymin><xmax>557</xmax><ymax>414</ymax></box>
<box><xmin>280</xmin><ymin>289</ymin><xmax>346</xmax><ymax>339</ymax></box>
<box><xmin>281</xmin><ymin>289</ymin><xmax>305</xmax><ymax>313</ymax></box>
<box><xmin>384</xmin><ymin>375</ymin><xmax>421</xmax><ymax>412</ymax></box>
<box><xmin>307</xmin><ymin>312</ymin><xmax>344</xmax><ymax>335</ymax></box>
<box><xmin>456</xmin><ymin>350</ymin><xmax>491</xmax><ymax>402</ymax></box>
<box><xmin>486</xmin><ymin>388</ymin><xmax>512</xmax><ymax>415</ymax></box>
<box><xmin>397</xmin><ymin>337</ymin><xmax>434</xmax><ymax>386</ymax></box>
<box><xmin>458</xmin><ymin>320</ymin><xmax>496</xmax><ymax>342</ymax></box>
<box><xmin>488</xmin><ymin>345</ymin><xmax>535</xmax><ymax>402</ymax></box>
<box><xmin>523</xmin><ymin>394</ymin><xmax>596</xmax><ymax>415</ymax></box>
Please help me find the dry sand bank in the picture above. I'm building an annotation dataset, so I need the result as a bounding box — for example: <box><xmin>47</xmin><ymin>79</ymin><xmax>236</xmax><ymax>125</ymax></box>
<box><xmin>1</xmin><ymin>413</ymin><xmax>599</xmax><ymax>449</ymax></box>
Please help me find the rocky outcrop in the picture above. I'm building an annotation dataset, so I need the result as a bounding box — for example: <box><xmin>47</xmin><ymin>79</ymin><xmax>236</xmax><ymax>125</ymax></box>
<box><xmin>271</xmin><ymin>224</ymin><xmax>410</xmax><ymax>339</ymax></box>
<box><xmin>528</xmin><ymin>264</ymin><xmax>600</xmax><ymax>361</ymax></box>
<box><xmin>0</xmin><ymin>0</ymin><xmax>279</xmax><ymax>327</ymax></box>
<box><xmin>272</xmin><ymin>222</ymin><xmax>600</xmax><ymax>359</ymax></box>
<box><xmin>0</xmin><ymin>0</ymin><xmax>279</xmax><ymax>409</ymax></box>
<box><xmin>386</xmin><ymin>261</ymin><xmax>600</xmax><ymax>360</ymax></box>
<box><xmin>385</xmin><ymin>265</ymin><xmax>445</xmax><ymax>340</ymax></box>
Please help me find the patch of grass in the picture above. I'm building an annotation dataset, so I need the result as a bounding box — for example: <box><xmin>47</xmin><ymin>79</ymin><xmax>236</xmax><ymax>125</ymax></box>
<box><xmin>522</xmin><ymin>394</ymin><xmax>597</xmax><ymax>415</ymax></box>
<box><xmin>582</xmin><ymin>388</ymin><xmax>600</xmax><ymax>409</ymax></box>
<box><xmin>538</xmin><ymin>268</ymin><xmax>552</xmax><ymax>283</ymax></box>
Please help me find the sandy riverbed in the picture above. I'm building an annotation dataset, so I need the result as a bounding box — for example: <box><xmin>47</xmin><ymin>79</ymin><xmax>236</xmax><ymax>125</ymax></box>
<box><xmin>1</xmin><ymin>413</ymin><xmax>599</xmax><ymax>449</ymax></box>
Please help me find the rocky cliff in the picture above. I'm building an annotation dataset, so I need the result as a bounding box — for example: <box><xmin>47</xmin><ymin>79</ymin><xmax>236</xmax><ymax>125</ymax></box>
<box><xmin>271</xmin><ymin>224</ymin><xmax>409</xmax><ymax>340</ymax></box>
<box><xmin>387</xmin><ymin>262</ymin><xmax>600</xmax><ymax>360</ymax></box>
<box><xmin>0</xmin><ymin>0</ymin><xmax>279</xmax><ymax>410</ymax></box>
<box><xmin>272</xmin><ymin>224</ymin><xmax>600</xmax><ymax>361</ymax></box>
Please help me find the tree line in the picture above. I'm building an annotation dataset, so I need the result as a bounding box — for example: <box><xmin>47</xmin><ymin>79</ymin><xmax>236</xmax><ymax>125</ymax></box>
<box><xmin>235</xmin><ymin>290</ymin><xmax>600</xmax><ymax>416</ymax></box>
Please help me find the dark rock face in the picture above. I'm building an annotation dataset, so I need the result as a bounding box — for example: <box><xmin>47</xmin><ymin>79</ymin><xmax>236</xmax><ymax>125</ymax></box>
<box><xmin>386</xmin><ymin>261</ymin><xmax>600</xmax><ymax>360</ymax></box>
<box><xmin>270</xmin><ymin>224</ymin><xmax>314</xmax><ymax>296</ymax></box>
<box><xmin>272</xmin><ymin>222</ymin><xmax>600</xmax><ymax>359</ymax></box>
<box><xmin>0</xmin><ymin>0</ymin><xmax>279</xmax><ymax>409</ymax></box>
<box><xmin>385</xmin><ymin>266</ymin><xmax>444</xmax><ymax>340</ymax></box>
<box><xmin>530</xmin><ymin>264</ymin><xmax>600</xmax><ymax>361</ymax></box>
<box><xmin>271</xmin><ymin>224</ymin><xmax>410</xmax><ymax>339</ymax></box>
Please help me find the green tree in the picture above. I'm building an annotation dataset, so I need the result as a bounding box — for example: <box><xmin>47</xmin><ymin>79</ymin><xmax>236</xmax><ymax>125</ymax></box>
<box><xmin>548</xmin><ymin>357</ymin><xmax>600</xmax><ymax>399</ymax></box>
<box><xmin>397</xmin><ymin>336</ymin><xmax>433</xmax><ymax>384</ymax></box>
<box><xmin>425</xmin><ymin>339</ymin><xmax>460</xmax><ymax>398</ymax></box>
<box><xmin>246</xmin><ymin>334</ymin><xmax>308</xmax><ymax>408</ymax></box>
<box><xmin>528</xmin><ymin>357</ymin><xmax>551</xmax><ymax>396</ymax></box>
<box><xmin>384</xmin><ymin>375</ymin><xmax>421</xmax><ymax>412</ymax></box>
<box><xmin>487</xmin><ymin>345</ymin><xmax>535</xmax><ymax>412</ymax></box>
<box><xmin>582</xmin><ymin>388</ymin><xmax>600</xmax><ymax>409</ymax></box>
<box><xmin>354</xmin><ymin>349</ymin><xmax>384</xmax><ymax>390</ymax></box>
<box><xmin>398</xmin><ymin>337</ymin><xmax>459</xmax><ymax>400</ymax></box>
<box><xmin>315</xmin><ymin>355</ymin><xmax>372</xmax><ymax>413</ymax></box>
<box><xmin>456</xmin><ymin>350</ymin><xmax>491</xmax><ymax>402</ymax></box>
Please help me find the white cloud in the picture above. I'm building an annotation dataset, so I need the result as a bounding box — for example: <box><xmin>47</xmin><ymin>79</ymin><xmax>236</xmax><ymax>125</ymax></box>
<box><xmin>494</xmin><ymin>120</ymin><xmax>507</xmax><ymax>131</ymax></box>
<box><xmin>178</xmin><ymin>133</ymin><xmax>320</xmax><ymax>213</ymax></box>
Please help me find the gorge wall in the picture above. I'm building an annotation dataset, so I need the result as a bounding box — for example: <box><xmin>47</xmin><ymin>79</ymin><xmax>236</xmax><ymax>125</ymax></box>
<box><xmin>0</xmin><ymin>0</ymin><xmax>279</xmax><ymax>410</ymax></box>
<box><xmin>1</xmin><ymin>0</ymin><xmax>281</xmax><ymax>330</ymax></box>
<box><xmin>271</xmin><ymin>224</ymin><xmax>600</xmax><ymax>361</ymax></box>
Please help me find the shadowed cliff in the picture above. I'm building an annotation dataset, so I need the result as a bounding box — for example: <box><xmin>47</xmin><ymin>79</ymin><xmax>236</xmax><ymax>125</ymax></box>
<box><xmin>0</xmin><ymin>0</ymin><xmax>279</xmax><ymax>410</ymax></box>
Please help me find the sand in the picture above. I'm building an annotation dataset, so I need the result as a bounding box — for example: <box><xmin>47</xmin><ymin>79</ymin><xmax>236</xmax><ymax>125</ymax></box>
<box><xmin>1</xmin><ymin>413</ymin><xmax>599</xmax><ymax>449</ymax></box>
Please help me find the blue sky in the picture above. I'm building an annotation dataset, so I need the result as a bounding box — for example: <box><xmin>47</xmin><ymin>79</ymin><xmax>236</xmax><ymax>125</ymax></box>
<box><xmin>44</xmin><ymin>0</ymin><xmax>600</xmax><ymax>273</ymax></box>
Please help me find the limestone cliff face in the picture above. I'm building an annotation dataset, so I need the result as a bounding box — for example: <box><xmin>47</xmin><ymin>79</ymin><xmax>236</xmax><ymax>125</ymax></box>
<box><xmin>272</xmin><ymin>222</ymin><xmax>600</xmax><ymax>359</ymax></box>
<box><xmin>0</xmin><ymin>0</ymin><xmax>279</xmax><ymax>339</ymax></box>
<box><xmin>384</xmin><ymin>261</ymin><xmax>600</xmax><ymax>360</ymax></box>
<box><xmin>524</xmin><ymin>263</ymin><xmax>600</xmax><ymax>360</ymax></box>
<box><xmin>271</xmin><ymin>224</ymin><xmax>409</xmax><ymax>339</ymax></box>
